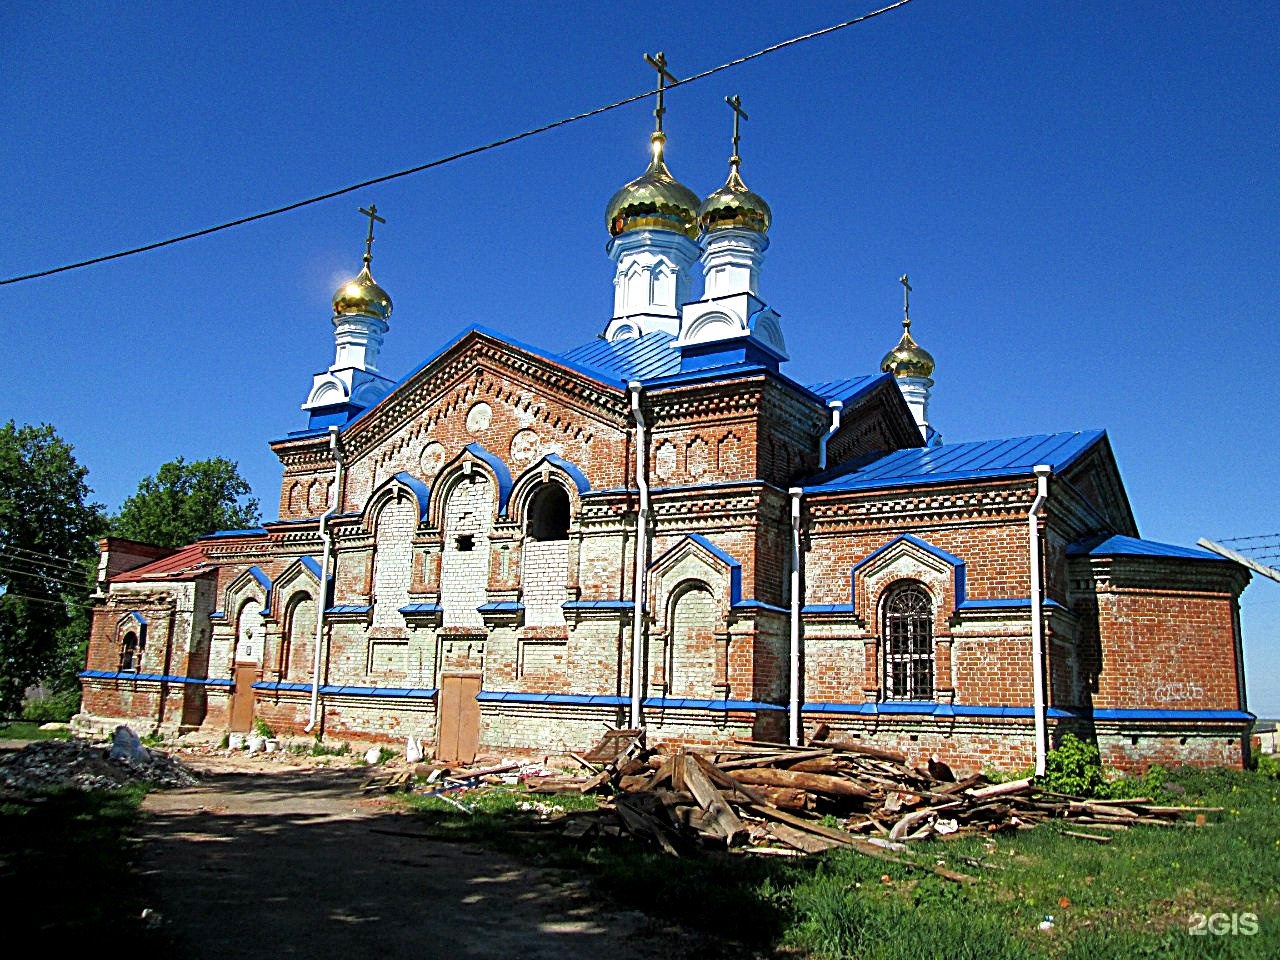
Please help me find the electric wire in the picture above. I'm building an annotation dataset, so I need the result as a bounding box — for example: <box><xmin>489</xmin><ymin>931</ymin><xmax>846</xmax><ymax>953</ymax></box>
<box><xmin>0</xmin><ymin>547</ymin><xmax>92</xmax><ymax>576</ymax></box>
<box><xmin>0</xmin><ymin>591</ymin><xmax>93</xmax><ymax>610</ymax></box>
<box><xmin>0</xmin><ymin>0</ymin><xmax>915</xmax><ymax>286</ymax></box>
<box><xmin>1</xmin><ymin>543</ymin><xmax>94</xmax><ymax>570</ymax></box>
<box><xmin>0</xmin><ymin>564</ymin><xmax>92</xmax><ymax>594</ymax></box>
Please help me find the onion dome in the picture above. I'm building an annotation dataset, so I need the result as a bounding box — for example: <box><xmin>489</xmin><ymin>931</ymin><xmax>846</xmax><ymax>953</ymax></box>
<box><xmin>332</xmin><ymin>263</ymin><xmax>393</xmax><ymax>322</ymax></box>
<box><xmin>880</xmin><ymin>318</ymin><xmax>935</xmax><ymax>379</ymax></box>
<box><xmin>605</xmin><ymin>133</ymin><xmax>700</xmax><ymax>239</ymax></box>
<box><xmin>699</xmin><ymin>160</ymin><xmax>771</xmax><ymax>234</ymax></box>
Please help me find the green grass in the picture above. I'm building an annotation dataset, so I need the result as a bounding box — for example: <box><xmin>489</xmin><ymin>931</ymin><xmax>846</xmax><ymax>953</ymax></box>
<box><xmin>403</xmin><ymin>767</ymin><xmax>1280</xmax><ymax>958</ymax></box>
<box><xmin>0</xmin><ymin>785</ymin><xmax>173</xmax><ymax>946</ymax></box>
<box><xmin>0</xmin><ymin>720</ymin><xmax>71</xmax><ymax>740</ymax></box>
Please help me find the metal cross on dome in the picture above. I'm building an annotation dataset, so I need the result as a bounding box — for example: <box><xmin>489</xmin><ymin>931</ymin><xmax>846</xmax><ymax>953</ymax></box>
<box><xmin>726</xmin><ymin>94</ymin><xmax>748</xmax><ymax>162</ymax></box>
<box><xmin>359</xmin><ymin>204</ymin><xmax>385</xmax><ymax>266</ymax></box>
<box><xmin>900</xmin><ymin>274</ymin><xmax>912</xmax><ymax>325</ymax></box>
<box><xmin>644</xmin><ymin>51</ymin><xmax>678</xmax><ymax>134</ymax></box>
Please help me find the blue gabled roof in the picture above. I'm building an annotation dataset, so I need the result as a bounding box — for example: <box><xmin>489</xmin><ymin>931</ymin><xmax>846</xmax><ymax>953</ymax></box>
<box><xmin>805</xmin><ymin>429</ymin><xmax>1106</xmax><ymax>493</ymax></box>
<box><xmin>808</xmin><ymin>375</ymin><xmax>888</xmax><ymax>407</ymax></box>
<box><xmin>1066</xmin><ymin>534</ymin><xmax>1228</xmax><ymax>562</ymax></box>
<box><xmin>559</xmin><ymin>331</ymin><xmax>681</xmax><ymax>384</ymax></box>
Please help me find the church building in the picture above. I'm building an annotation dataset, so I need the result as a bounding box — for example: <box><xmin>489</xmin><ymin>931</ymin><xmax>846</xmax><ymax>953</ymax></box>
<box><xmin>78</xmin><ymin>85</ymin><xmax>1253</xmax><ymax>773</ymax></box>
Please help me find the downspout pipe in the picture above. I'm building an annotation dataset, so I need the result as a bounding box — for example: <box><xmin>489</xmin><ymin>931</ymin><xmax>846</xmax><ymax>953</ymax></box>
<box><xmin>1028</xmin><ymin>464</ymin><xmax>1052</xmax><ymax>776</ymax></box>
<box><xmin>628</xmin><ymin>381</ymin><xmax>648</xmax><ymax>729</ymax></box>
<box><xmin>788</xmin><ymin>487</ymin><xmax>804</xmax><ymax>745</ymax></box>
<box><xmin>817</xmin><ymin>401</ymin><xmax>843</xmax><ymax>472</ymax></box>
<box><xmin>305</xmin><ymin>426</ymin><xmax>345</xmax><ymax>734</ymax></box>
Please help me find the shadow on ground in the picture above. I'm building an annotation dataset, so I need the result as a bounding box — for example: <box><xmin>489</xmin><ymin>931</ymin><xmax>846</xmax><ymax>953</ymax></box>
<box><xmin>137</xmin><ymin>766</ymin><xmax>735</xmax><ymax>960</ymax></box>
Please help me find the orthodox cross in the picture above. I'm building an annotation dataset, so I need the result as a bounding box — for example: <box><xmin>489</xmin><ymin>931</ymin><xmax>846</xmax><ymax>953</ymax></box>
<box><xmin>726</xmin><ymin>94</ymin><xmax>748</xmax><ymax>162</ymax></box>
<box><xmin>359</xmin><ymin>204</ymin><xmax>385</xmax><ymax>265</ymax></box>
<box><xmin>900</xmin><ymin>274</ymin><xmax>912</xmax><ymax>326</ymax></box>
<box><xmin>644</xmin><ymin>51</ymin><xmax>678</xmax><ymax>134</ymax></box>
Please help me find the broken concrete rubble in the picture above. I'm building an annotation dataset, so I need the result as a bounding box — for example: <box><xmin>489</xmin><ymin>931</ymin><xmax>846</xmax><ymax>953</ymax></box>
<box><xmin>0</xmin><ymin>736</ymin><xmax>198</xmax><ymax>793</ymax></box>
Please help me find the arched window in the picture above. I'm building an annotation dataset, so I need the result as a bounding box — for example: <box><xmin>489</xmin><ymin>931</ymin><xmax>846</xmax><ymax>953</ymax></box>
<box><xmin>121</xmin><ymin>631</ymin><xmax>140</xmax><ymax>672</ymax></box>
<box><xmin>526</xmin><ymin>484</ymin><xmax>570</xmax><ymax>542</ymax></box>
<box><xmin>667</xmin><ymin>583</ymin><xmax>718</xmax><ymax>698</ymax></box>
<box><xmin>371</xmin><ymin>497</ymin><xmax>417</xmax><ymax>632</ymax></box>
<box><xmin>441</xmin><ymin>475</ymin><xmax>494</xmax><ymax>627</ymax></box>
<box><xmin>522</xmin><ymin>482</ymin><xmax>571</xmax><ymax>627</ymax></box>
<box><xmin>235</xmin><ymin>599</ymin><xmax>263</xmax><ymax>663</ymax></box>
<box><xmin>282</xmin><ymin>593</ymin><xmax>316</xmax><ymax>679</ymax></box>
<box><xmin>883</xmin><ymin>583</ymin><xmax>934</xmax><ymax>701</ymax></box>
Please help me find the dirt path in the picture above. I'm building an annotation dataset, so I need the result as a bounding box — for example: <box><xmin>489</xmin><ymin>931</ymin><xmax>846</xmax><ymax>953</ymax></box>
<box><xmin>137</xmin><ymin>756</ymin><xmax>734</xmax><ymax>960</ymax></box>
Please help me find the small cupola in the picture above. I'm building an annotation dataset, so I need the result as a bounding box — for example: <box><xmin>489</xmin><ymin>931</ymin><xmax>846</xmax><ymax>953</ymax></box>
<box><xmin>301</xmin><ymin>205</ymin><xmax>398</xmax><ymax>427</ymax></box>
<box><xmin>880</xmin><ymin>275</ymin><xmax>940</xmax><ymax>446</ymax></box>
<box><xmin>601</xmin><ymin>53</ymin><xmax>703</xmax><ymax>342</ymax></box>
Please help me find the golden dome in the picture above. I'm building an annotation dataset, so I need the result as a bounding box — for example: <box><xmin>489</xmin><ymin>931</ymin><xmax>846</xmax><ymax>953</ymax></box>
<box><xmin>332</xmin><ymin>263</ymin><xmax>392</xmax><ymax>322</ymax></box>
<box><xmin>880</xmin><ymin>320</ymin><xmax>935</xmax><ymax>379</ymax></box>
<box><xmin>605</xmin><ymin>133</ymin><xmax>700</xmax><ymax>239</ymax></box>
<box><xmin>699</xmin><ymin>162</ymin><xmax>771</xmax><ymax>234</ymax></box>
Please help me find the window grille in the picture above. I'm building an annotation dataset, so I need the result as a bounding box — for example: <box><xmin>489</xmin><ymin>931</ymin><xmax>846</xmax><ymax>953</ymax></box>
<box><xmin>883</xmin><ymin>584</ymin><xmax>933</xmax><ymax>700</ymax></box>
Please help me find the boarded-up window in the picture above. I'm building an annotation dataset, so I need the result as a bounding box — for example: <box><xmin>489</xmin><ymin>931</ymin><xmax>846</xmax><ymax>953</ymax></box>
<box><xmin>668</xmin><ymin>585</ymin><xmax>718</xmax><ymax>697</ymax></box>
<box><xmin>282</xmin><ymin>593</ymin><xmax>316</xmax><ymax>679</ymax></box>
<box><xmin>371</xmin><ymin>497</ymin><xmax>417</xmax><ymax>632</ymax></box>
<box><xmin>442</xmin><ymin>476</ymin><xmax>494</xmax><ymax>627</ymax></box>
<box><xmin>523</xmin><ymin>483</ymin><xmax>569</xmax><ymax>627</ymax></box>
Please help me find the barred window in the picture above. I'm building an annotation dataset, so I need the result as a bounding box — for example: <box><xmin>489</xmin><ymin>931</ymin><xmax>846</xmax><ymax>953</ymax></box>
<box><xmin>883</xmin><ymin>584</ymin><xmax>933</xmax><ymax>701</ymax></box>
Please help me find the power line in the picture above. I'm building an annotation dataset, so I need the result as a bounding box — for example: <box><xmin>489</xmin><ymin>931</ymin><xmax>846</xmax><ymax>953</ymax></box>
<box><xmin>0</xmin><ymin>545</ymin><xmax>92</xmax><ymax>576</ymax></box>
<box><xmin>0</xmin><ymin>0</ymin><xmax>915</xmax><ymax>286</ymax></box>
<box><xmin>0</xmin><ymin>590</ymin><xmax>93</xmax><ymax>611</ymax></box>
<box><xmin>0</xmin><ymin>563</ymin><xmax>92</xmax><ymax>594</ymax></box>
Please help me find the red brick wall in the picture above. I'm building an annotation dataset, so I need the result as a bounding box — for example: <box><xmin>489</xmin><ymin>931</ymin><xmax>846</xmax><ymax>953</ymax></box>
<box><xmin>1090</xmin><ymin>586</ymin><xmax>1242</xmax><ymax>712</ymax></box>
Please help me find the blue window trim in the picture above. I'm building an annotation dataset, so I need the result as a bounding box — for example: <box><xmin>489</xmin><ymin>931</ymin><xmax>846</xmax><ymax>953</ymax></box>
<box><xmin>562</xmin><ymin>599</ymin><xmax>632</xmax><ymax>610</ymax></box>
<box><xmin>529</xmin><ymin>453</ymin><xmax>591</xmax><ymax>494</ymax></box>
<box><xmin>851</xmin><ymin>534</ymin><xmax>966</xmax><ymax>613</ymax></box>
<box><xmin>462</xmin><ymin>442</ymin><xmax>515</xmax><ymax>514</ymax></box>
<box><xmin>650</xmin><ymin>533</ymin><xmax>743</xmax><ymax>605</ymax></box>
<box><xmin>390</xmin><ymin>471</ymin><xmax>432</xmax><ymax>522</ymax></box>
<box><xmin>801</xmin><ymin>604</ymin><xmax>859</xmax><ymax>614</ymax></box>
<box><xmin>400</xmin><ymin>602</ymin><xmax>443</xmax><ymax>614</ymax></box>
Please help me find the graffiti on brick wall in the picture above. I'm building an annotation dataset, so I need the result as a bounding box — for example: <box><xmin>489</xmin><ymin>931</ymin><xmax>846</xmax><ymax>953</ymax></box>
<box><xmin>1152</xmin><ymin>681</ymin><xmax>1204</xmax><ymax>703</ymax></box>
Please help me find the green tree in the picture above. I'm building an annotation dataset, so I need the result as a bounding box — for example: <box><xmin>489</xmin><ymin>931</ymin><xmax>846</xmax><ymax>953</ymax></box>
<box><xmin>0</xmin><ymin>422</ymin><xmax>105</xmax><ymax>714</ymax></box>
<box><xmin>112</xmin><ymin>456</ymin><xmax>260</xmax><ymax>549</ymax></box>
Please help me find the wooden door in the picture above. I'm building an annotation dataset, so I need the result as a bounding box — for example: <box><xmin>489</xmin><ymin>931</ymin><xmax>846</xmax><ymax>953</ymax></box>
<box><xmin>437</xmin><ymin>673</ymin><xmax>481</xmax><ymax>763</ymax></box>
<box><xmin>230</xmin><ymin>664</ymin><xmax>257</xmax><ymax>732</ymax></box>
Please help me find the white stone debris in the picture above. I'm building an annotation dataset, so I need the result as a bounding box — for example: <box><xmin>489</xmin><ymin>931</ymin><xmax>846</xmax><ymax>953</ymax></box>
<box><xmin>0</xmin><ymin>736</ymin><xmax>198</xmax><ymax>792</ymax></box>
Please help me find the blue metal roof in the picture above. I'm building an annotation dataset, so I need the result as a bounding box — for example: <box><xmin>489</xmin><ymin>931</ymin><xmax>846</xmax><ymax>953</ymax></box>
<box><xmin>1066</xmin><ymin>534</ymin><xmax>1228</xmax><ymax>562</ymax></box>
<box><xmin>808</xmin><ymin>375</ymin><xmax>888</xmax><ymax>407</ymax></box>
<box><xmin>559</xmin><ymin>331</ymin><xmax>681</xmax><ymax>384</ymax></box>
<box><xmin>805</xmin><ymin>429</ymin><xmax>1106</xmax><ymax>493</ymax></box>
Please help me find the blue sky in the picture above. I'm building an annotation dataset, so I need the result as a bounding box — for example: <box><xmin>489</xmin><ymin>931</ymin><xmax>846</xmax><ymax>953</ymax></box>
<box><xmin>3</xmin><ymin>1</ymin><xmax>1277</xmax><ymax>714</ymax></box>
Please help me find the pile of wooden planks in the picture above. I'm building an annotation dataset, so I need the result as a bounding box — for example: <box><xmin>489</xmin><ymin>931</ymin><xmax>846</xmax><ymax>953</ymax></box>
<box><xmin>539</xmin><ymin>728</ymin><xmax>1215</xmax><ymax>861</ymax></box>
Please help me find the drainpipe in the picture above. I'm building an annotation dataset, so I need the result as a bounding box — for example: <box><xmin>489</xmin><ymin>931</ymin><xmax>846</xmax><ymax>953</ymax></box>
<box><xmin>788</xmin><ymin>487</ymin><xmax>804</xmax><ymax>745</ymax></box>
<box><xmin>305</xmin><ymin>426</ymin><xmax>345</xmax><ymax>733</ymax></box>
<box><xmin>1028</xmin><ymin>464</ymin><xmax>1052</xmax><ymax>776</ymax></box>
<box><xmin>628</xmin><ymin>381</ymin><xmax>648</xmax><ymax>729</ymax></box>
<box><xmin>817</xmin><ymin>401</ymin><xmax>843</xmax><ymax>472</ymax></box>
